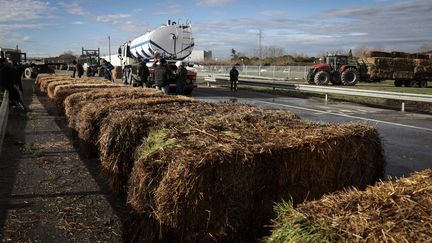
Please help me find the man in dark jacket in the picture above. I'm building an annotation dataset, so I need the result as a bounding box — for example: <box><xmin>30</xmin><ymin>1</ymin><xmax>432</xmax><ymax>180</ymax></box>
<box><xmin>229</xmin><ymin>66</ymin><xmax>239</xmax><ymax>91</ymax></box>
<box><xmin>175</xmin><ymin>61</ymin><xmax>187</xmax><ymax>95</ymax></box>
<box><xmin>72</xmin><ymin>60</ymin><xmax>84</xmax><ymax>78</ymax></box>
<box><xmin>137</xmin><ymin>59</ymin><xmax>150</xmax><ymax>87</ymax></box>
<box><xmin>154</xmin><ymin>58</ymin><xmax>169</xmax><ymax>94</ymax></box>
<box><xmin>0</xmin><ymin>58</ymin><xmax>25</xmax><ymax>110</ymax></box>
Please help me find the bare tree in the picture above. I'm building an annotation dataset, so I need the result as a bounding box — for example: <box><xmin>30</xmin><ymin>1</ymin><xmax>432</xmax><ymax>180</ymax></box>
<box><xmin>419</xmin><ymin>43</ymin><xmax>432</xmax><ymax>53</ymax></box>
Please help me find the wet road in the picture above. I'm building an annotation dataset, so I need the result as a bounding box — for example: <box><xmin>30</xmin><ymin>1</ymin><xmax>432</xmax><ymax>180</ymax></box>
<box><xmin>192</xmin><ymin>85</ymin><xmax>432</xmax><ymax>178</ymax></box>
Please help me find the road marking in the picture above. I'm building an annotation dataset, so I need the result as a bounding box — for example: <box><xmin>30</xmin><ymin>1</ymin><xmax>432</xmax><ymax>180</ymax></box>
<box><xmin>249</xmin><ymin>99</ymin><xmax>432</xmax><ymax>132</ymax></box>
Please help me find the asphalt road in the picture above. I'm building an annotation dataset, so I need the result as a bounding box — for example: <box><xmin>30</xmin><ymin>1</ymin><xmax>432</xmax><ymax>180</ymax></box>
<box><xmin>191</xmin><ymin>85</ymin><xmax>432</xmax><ymax>179</ymax></box>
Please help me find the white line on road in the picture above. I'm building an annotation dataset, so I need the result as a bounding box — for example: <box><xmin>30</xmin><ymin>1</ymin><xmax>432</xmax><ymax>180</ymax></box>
<box><xmin>251</xmin><ymin>99</ymin><xmax>432</xmax><ymax>132</ymax></box>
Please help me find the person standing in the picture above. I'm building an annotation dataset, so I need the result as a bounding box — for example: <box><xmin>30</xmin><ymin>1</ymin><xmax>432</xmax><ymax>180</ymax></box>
<box><xmin>72</xmin><ymin>60</ymin><xmax>84</xmax><ymax>78</ymax></box>
<box><xmin>137</xmin><ymin>59</ymin><xmax>150</xmax><ymax>87</ymax></box>
<box><xmin>101</xmin><ymin>59</ymin><xmax>114</xmax><ymax>82</ymax></box>
<box><xmin>175</xmin><ymin>61</ymin><xmax>187</xmax><ymax>95</ymax></box>
<box><xmin>0</xmin><ymin>58</ymin><xmax>25</xmax><ymax>110</ymax></box>
<box><xmin>229</xmin><ymin>66</ymin><xmax>239</xmax><ymax>91</ymax></box>
<box><xmin>154</xmin><ymin>58</ymin><xmax>169</xmax><ymax>94</ymax></box>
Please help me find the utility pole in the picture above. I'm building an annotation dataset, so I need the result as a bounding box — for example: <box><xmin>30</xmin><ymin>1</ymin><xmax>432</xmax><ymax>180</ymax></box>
<box><xmin>258</xmin><ymin>29</ymin><xmax>263</xmax><ymax>75</ymax></box>
<box><xmin>108</xmin><ymin>35</ymin><xmax>111</xmax><ymax>62</ymax></box>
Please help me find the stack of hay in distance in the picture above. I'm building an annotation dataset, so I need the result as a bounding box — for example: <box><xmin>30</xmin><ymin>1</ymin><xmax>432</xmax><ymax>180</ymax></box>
<box><xmin>364</xmin><ymin>51</ymin><xmax>432</xmax><ymax>81</ymax></box>
<box><xmin>35</xmin><ymin>74</ymin><xmax>387</xmax><ymax>242</ymax></box>
<box><xmin>268</xmin><ymin>169</ymin><xmax>432</xmax><ymax>242</ymax></box>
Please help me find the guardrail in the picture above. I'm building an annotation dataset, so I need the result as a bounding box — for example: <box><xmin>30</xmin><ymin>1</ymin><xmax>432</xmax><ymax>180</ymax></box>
<box><xmin>205</xmin><ymin>76</ymin><xmax>432</xmax><ymax>111</ymax></box>
<box><xmin>0</xmin><ymin>90</ymin><xmax>9</xmax><ymax>154</ymax></box>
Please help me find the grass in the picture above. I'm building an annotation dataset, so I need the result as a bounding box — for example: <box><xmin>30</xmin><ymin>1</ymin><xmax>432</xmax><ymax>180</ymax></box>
<box><xmin>267</xmin><ymin>200</ymin><xmax>338</xmax><ymax>243</ymax></box>
<box><xmin>22</xmin><ymin>143</ymin><xmax>44</xmax><ymax>157</ymax></box>
<box><xmin>135</xmin><ymin>129</ymin><xmax>177</xmax><ymax>159</ymax></box>
<box><xmin>341</xmin><ymin>80</ymin><xmax>432</xmax><ymax>95</ymax></box>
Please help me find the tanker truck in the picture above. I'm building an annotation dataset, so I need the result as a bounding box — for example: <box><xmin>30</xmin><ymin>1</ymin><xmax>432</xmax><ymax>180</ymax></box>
<box><xmin>118</xmin><ymin>20</ymin><xmax>197</xmax><ymax>94</ymax></box>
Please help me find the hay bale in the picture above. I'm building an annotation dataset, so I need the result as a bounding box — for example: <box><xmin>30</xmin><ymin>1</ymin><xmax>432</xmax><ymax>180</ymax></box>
<box><xmin>127</xmin><ymin>118</ymin><xmax>385</xmax><ymax>242</ymax></box>
<box><xmin>64</xmin><ymin>87</ymin><xmax>162</xmax><ymax>129</ymax></box>
<box><xmin>47</xmin><ymin>79</ymin><xmax>112</xmax><ymax>98</ymax></box>
<box><xmin>98</xmin><ymin>102</ymin><xmax>300</xmax><ymax>192</ymax></box>
<box><xmin>391</xmin><ymin>51</ymin><xmax>410</xmax><ymax>58</ymax></box>
<box><xmin>364</xmin><ymin>51</ymin><xmax>392</xmax><ymax>58</ymax></box>
<box><xmin>75</xmin><ymin>96</ymin><xmax>190</xmax><ymax>144</ymax></box>
<box><xmin>52</xmin><ymin>84</ymin><xmax>124</xmax><ymax>111</ymax></box>
<box><xmin>38</xmin><ymin>76</ymin><xmax>76</xmax><ymax>93</ymax></box>
<box><xmin>113</xmin><ymin>66</ymin><xmax>122</xmax><ymax>79</ymax></box>
<box><xmin>393</xmin><ymin>71</ymin><xmax>414</xmax><ymax>80</ymax></box>
<box><xmin>268</xmin><ymin>169</ymin><xmax>432</xmax><ymax>242</ymax></box>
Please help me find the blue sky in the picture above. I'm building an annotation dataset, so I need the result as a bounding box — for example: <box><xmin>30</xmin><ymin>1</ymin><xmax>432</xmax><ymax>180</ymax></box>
<box><xmin>0</xmin><ymin>0</ymin><xmax>431</xmax><ymax>58</ymax></box>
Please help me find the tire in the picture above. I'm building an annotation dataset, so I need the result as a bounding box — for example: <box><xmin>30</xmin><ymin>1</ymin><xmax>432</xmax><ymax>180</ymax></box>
<box><xmin>24</xmin><ymin>67</ymin><xmax>33</xmax><ymax>79</ymax></box>
<box><xmin>419</xmin><ymin>80</ymin><xmax>427</xmax><ymax>88</ymax></box>
<box><xmin>403</xmin><ymin>80</ymin><xmax>413</xmax><ymax>87</ymax></box>
<box><xmin>410</xmin><ymin>80</ymin><xmax>419</xmax><ymax>88</ymax></box>
<box><xmin>314</xmin><ymin>71</ymin><xmax>330</xmax><ymax>85</ymax></box>
<box><xmin>341</xmin><ymin>68</ymin><xmax>359</xmax><ymax>85</ymax></box>
<box><xmin>394</xmin><ymin>80</ymin><xmax>402</xmax><ymax>87</ymax></box>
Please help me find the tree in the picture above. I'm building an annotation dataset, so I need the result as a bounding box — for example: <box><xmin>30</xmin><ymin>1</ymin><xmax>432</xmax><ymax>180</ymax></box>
<box><xmin>419</xmin><ymin>43</ymin><xmax>432</xmax><ymax>53</ymax></box>
<box><xmin>58</xmin><ymin>51</ymin><xmax>77</xmax><ymax>63</ymax></box>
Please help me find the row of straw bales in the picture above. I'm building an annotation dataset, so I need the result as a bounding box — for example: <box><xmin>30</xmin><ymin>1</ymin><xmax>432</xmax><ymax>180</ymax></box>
<box><xmin>268</xmin><ymin>169</ymin><xmax>432</xmax><ymax>242</ymax></box>
<box><xmin>35</xmin><ymin>74</ymin><xmax>387</xmax><ymax>242</ymax></box>
<box><xmin>364</xmin><ymin>52</ymin><xmax>432</xmax><ymax>80</ymax></box>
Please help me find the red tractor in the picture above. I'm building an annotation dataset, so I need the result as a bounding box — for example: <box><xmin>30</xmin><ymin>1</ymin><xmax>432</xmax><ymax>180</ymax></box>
<box><xmin>307</xmin><ymin>54</ymin><xmax>359</xmax><ymax>85</ymax></box>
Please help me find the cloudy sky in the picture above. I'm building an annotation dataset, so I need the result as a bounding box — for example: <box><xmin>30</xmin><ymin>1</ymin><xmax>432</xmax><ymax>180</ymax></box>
<box><xmin>0</xmin><ymin>0</ymin><xmax>431</xmax><ymax>58</ymax></box>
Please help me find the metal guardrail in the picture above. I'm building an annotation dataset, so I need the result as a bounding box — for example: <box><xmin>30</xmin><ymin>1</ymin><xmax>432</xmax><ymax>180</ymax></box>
<box><xmin>0</xmin><ymin>90</ymin><xmax>9</xmax><ymax>154</ymax></box>
<box><xmin>205</xmin><ymin>76</ymin><xmax>432</xmax><ymax>110</ymax></box>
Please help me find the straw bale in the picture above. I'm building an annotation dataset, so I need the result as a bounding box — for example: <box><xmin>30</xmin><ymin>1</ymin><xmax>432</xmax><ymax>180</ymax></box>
<box><xmin>364</xmin><ymin>51</ymin><xmax>392</xmax><ymax>58</ymax></box>
<box><xmin>414</xmin><ymin>58</ymin><xmax>432</xmax><ymax>66</ymax></box>
<box><xmin>270</xmin><ymin>169</ymin><xmax>432</xmax><ymax>242</ymax></box>
<box><xmin>410</xmin><ymin>53</ymin><xmax>429</xmax><ymax>59</ymax></box>
<box><xmin>98</xmin><ymin>102</ymin><xmax>300</xmax><ymax>192</ymax></box>
<box><xmin>393</xmin><ymin>71</ymin><xmax>414</xmax><ymax>80</ymax></box>
<box><xmin>392</xmin><ymin>58</ymin><xmax>414</xmax><ymax>71</ymax></box>
<box><xmin>64</xmin><ymin>88</ymin><xmax>162</xmax><ymax>129</ymax></box>
<box><xmin>52</xmin><ymin>84</ymin><xmax>124</xmax><ymax>111</ymax></box>
<box><xmin>391</xmin><ymin>51</ymin><xmax>410</xmax><ymax>58</ymax></box>
<box><xmin>75</xmin><ymin>96</ymin><xmax>190</xmax><ymax>144</ymax></box>
<box><xmin>38</xmin><ymin>77</ymin><xmax>76</xmax><ymax>92</ymax></box>
<box><xmin>47</xmin><ymin>79</ymin><xmax>112</xmax><ymax>98</ymax></box>
<box><xmin>127</xmin><ymin>118</ymin><xmax>384</xmax><ymax>242</ymax></box>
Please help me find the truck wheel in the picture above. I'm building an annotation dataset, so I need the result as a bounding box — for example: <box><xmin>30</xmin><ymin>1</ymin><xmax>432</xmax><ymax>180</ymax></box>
<box><xmin>394</xmin><ymin>80</ymin><xmax>402</xmax><ymax>87</ymax></box>
<box><xmin>341</xmin><ymin>68</ymin><xmax>359</xmax><ymax>85</ymax></box>
<box><xmin>314</xmin><ymin>71</ymin><xmax>330</xmax><ymax>85</ymax></box>
<box><xmin>419</xmin><ymin>80</ymin><xmax>427</xmax><ymax>88</ymax></box>
<box><xmin>24</xmin><ymin>67</ymin><xmax>33</xmax><ymax>79</ymax></box>
<box><xmin>410</xmin><ymin>80</ymin><xmax>419</xmax><ymax>88</ymax></box>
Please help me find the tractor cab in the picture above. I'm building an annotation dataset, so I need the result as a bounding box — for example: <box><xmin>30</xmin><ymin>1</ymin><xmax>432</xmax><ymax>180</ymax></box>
<box><xmin>325</xmin><ymin>55</ymin><xmax>349</xmax><ymax>72</ymax></box>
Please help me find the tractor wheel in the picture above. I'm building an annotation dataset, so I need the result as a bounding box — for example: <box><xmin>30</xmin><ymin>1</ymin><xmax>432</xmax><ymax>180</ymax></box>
<box><xmin>341</xmin><ymin>68</ymin><xmax>359</xmax><ymax>85</ymax></box>
<box><xmin>419</xmin><ymin>80</ymin><xmax>427</xmax><ymax>88</ymax></box>
<box><xmin>394</xmin><ymin>80</ymin><xmax>403</xmax><ymax>87</ymax></box>
<box><xmin>24</xmin><ymin>67</ymin><xmax>33</xmax><ymax>79</ymax></box>
<box><xmin>314</xmin><ymin>71</ymin><xmax>330</xmax><ymax>85</ymax></box>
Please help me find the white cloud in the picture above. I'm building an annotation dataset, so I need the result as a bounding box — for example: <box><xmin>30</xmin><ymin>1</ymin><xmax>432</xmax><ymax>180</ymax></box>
<box><xmin>96</xmin><ymin>14</ymin><xmax>131</xmax><ymax>23</ymax></box>
<box><xmin>259</xmin><ymin>9</ymin><xmax>290</xmax><ymax>17</ymax></box>
<box><xmin>62</xmin><ymin>2</ymin><xmax>88</xmax><ymax>16</ymax></box>
<box><xmin>72</xmin><ymin>21</ymin><xmax>85</xmax><ymax>25</ymax></box>
<box><xmin>154</xmin><ymin>3</ymin><xmax>184</xmax><ymax>15</ymax></box>
<box><xmin>0</xmin><ymin>0</ymin><xmax>54</xmax><ymax>21</ymax></box>
<box><xmin>196</xmin><ymin>0</ymin><xmax>233</xmax><ymax>7</ymax></box>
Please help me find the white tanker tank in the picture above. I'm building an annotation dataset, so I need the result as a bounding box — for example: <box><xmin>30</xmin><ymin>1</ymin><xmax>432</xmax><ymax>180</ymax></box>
<box><xmin>128</xmin><ymin>20</ymin><xmax>194</xmax><ymax>61</ymax></box>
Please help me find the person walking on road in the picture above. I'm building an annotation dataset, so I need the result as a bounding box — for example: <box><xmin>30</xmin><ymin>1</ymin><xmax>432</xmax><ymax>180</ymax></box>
<box><xmin>229</xmin><ymin>66</ymin><xmax>239</xmax><ymax>91</ymax></box>
<box><xmin>154</xmin><ymin>58</ymin><xmax>169</xmax><ymax>94</ymax></box>
<box><xmin>136</xmin><ymin>59</ymin><xmax>150</xmax><ymax>87</ymax></box>
<box><xmin>175</xmin><ymin>61</ymin><xmax>187</xmax><ymax>95</ymax></box>
<box><xmin>72</xmin><ymin>60</ymin><xmax>84</xmax><ymax>78</ymax></box>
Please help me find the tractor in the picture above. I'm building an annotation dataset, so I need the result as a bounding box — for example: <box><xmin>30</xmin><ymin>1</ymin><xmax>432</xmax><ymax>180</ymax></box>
<box><xmin>307</xmin><ymin>54</ymin><xmax>360</xmax><ymax>86</ymax></box>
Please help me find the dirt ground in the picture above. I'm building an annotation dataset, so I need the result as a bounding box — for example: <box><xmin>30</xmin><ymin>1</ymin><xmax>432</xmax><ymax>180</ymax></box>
<box><xmin>0</xmin><ymin>79</ymin><xmax>133</xmax><ymax>242</ymax></box>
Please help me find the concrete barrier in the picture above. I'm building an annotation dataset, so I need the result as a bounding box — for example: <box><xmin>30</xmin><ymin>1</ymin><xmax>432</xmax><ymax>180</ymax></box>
<box><xmin>0</xmin><ymin>90</ymin><xmax>9</xmax><ymax>155</ymax></box>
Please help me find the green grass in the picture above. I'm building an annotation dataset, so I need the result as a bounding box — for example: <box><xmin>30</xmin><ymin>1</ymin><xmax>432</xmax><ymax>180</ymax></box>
<box><xmin>267</xmin><ymin>200</ymin><xmax>338</xmax><ymax>243</ymax></box>
<box><xmin>22</xmin><ymin>143</ymin><xmax>44</xmax><ymax>157</ymax></box>
<box><xmin>136</xmin><ymin>129</ymin><xmax>177</xmax><ymax>159</ymax></box>
<box><xmin>342</xmin><ymin>80</ymin><xmax>432</xmax><ymax>95</ymax></box>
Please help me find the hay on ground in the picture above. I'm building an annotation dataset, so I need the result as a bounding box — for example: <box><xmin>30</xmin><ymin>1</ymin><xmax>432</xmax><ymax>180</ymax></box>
<box><xmin>127</xmin><ymin>115</ymin><xmax>385</xmax><ymax>242</ymax></box>
<box><xmin>268</xmin><ymin>169</ymin><xmax>432</xmax><ymax>242</ymax></box>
